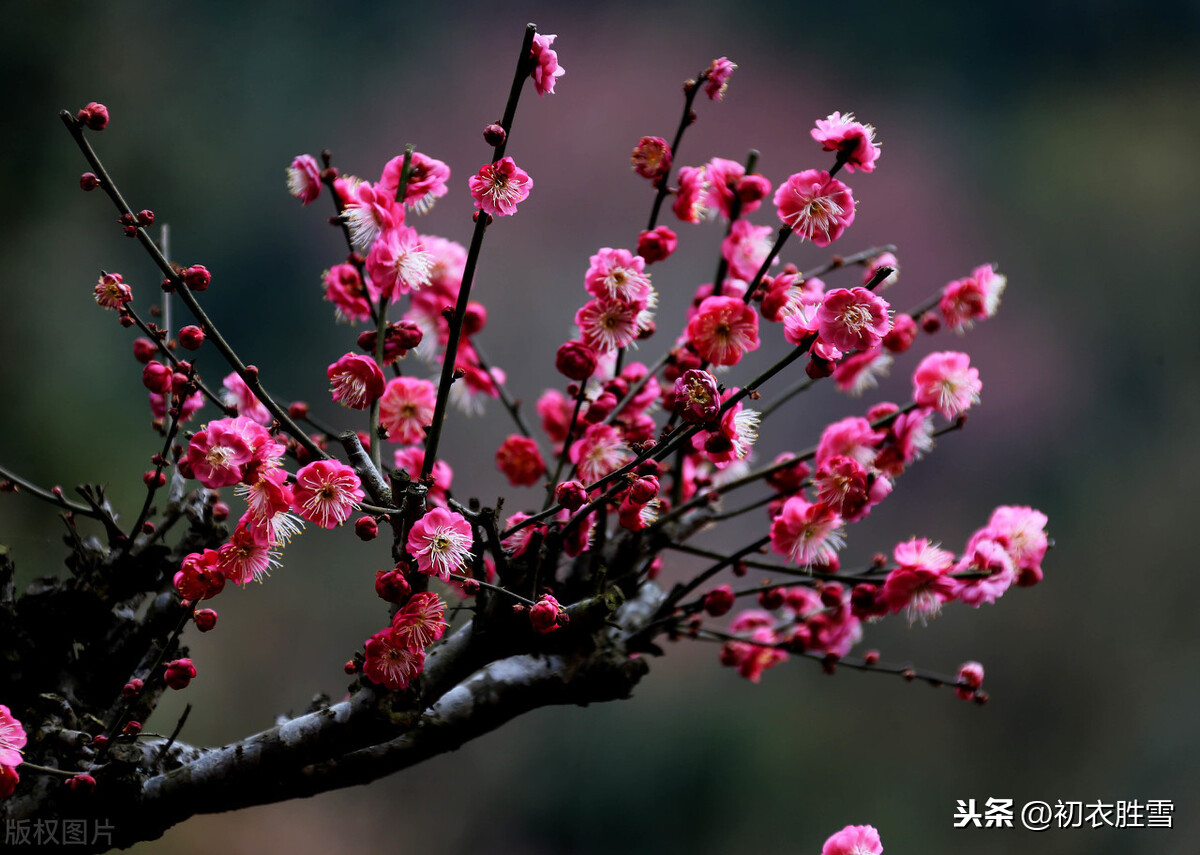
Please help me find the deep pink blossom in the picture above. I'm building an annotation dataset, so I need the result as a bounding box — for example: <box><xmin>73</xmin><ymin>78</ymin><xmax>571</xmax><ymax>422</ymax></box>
<box><xmin>691</xmin><ymin>396</ymin><xmax>760</xmax><ymax>468</ymax></box>
<box><xmin>363</xmin><ymin>629</ymin><xmax>425</xmax><ymax>691</ymax></box>
<box><xmin>703</xmin><ymin>57</ymin><xmax>737</xmax><ymax>101</ymax></box>
<box><xmin>636</xmin><ymin>226</ymin><xmax>677</xmax><ymax>263</ymax></box>
<box><xmin>286</xmin><ymin>154</ymin><xmax>322</xmax><ymax>205</ymax></box>
<box><xmin>631</xmin><ymin>136</ymin><xmax>672</xmax><ymax>180</ymax></box>
<box><xmin>985</xmin><ymin>505</ymin><xmax>1049</xmax><ymax>586</ymax></box>
<box><xmin>821</xmin><ymin>824</ymin><xmax>883</xmax><ymax>855</ymax></box>
<box><xmin>342</xmin><ymin>180</ymin><xmax>403</xmax><ymax>248</ymax></box>
<box><xmin>496</xmin><ymin>434</ymin><xmax>546</xmax><ymax>487</ymax></box>
<box><xmin>912</xmin><ymin>351</ymin><xmax>982</xmax><ymax>418</ymax></box>
<box><xmin>774</xmin><ymin>169</ymin><xmax>856</xmax><ymax>246</ymax></box>
<box><xmin>322</xmin><ymin>263</ymin><xmax>377</xmax><ymax>323</ymax></box>
<box><xmin>811</xmin><ymin>111</ymin><xmax>881</xmax><ymax>173</ymax></box>
<box><xmin>537</xmin><ymin>389</ymin><xmax>574</xmax><ymax>446</ymax></box>
<box><xmin>704</xmin><ymin>157</ymin><xmax>754</xmax><ymax>219</ymax></box>
<box><xmin>469</xmin><ymin>157</ymin><xmax>532</xmax><ymax>217</ymax></box>
<box><xmin>0</xmin><ymin>764</ymin><xmax>18</xmax><ymax>798</ymax></box>
<box><xmin>174</xmin><ymin>549</ymin><xmax>226</xmax><ymax>601</ymax></box>
<box><xmin>93</xmin><ymin>272</ymin><xmax>132</xmax><ymax>309</ymax></box>
<box><xmin>673</xmin><ymin>369</ymin><xmax>721</xmax><ymax>424</ymax></box>
<box><xmin>379</xmin><ymin>376</ymin><xmax>437</xmax><ymax>445</ymax></box>
<box><xmin>833</xmin><ymin>347</ymin><xmax>893</xmax><ymax>396</ymax></box>
<box><xmin>380</xmin><ymin>151</ymin><xmax>451</xmax><ymax>214</ymax></box>
<box><xmin>769</xmin><ymin>496</ymin><xmax>845</xmax><ymax>566</ymax></box>
<box><xmin>391</xmin><ymin>592</ymin><xmax>447</xmax><ymax>649</ymax></box>
<box><xmin>673</xmin><ymin>164</ymin><xmax>711</xmax><ymax>223</ymax></box>
<box><xmin>186</xmin><ymin>418</ymin><xmax>257</xmax><ymax>488</ymax></box>
<box><xmin>530</xmin><ymin>33</ymin><xmax>565</xmax><ymax>96</ymax></box>
<box><xmin>939</xmin><ymin>264</ymin><xmax>1007</xmax><ymax>332</ymax></box>
<box><xmin>882</xmin><ymin>537</ymin><xmax>957</xmax><ymax>623</ymax></box>
<box><xmin>218</xmin><ymin>521</ymin><xmax>278</xmax><ymax>585</ymax></box>
<box><xmin>327</xmin><ymin>353</ymin><xmax>385</xmax><ymax>410</ymax></box>
<box><xmin>687</xmin><ymin>296</ymin><xmax>760</xmax><ymax>366</ymax></box>
<box><xmin>0</xmin><ymin>705</ymin><xmax>27</xmax><ymax>767</ymax></box>
<box><xmin>815</xmin><ymin>416</ymin><xmax>885</xmax><ymax>470</ymax></box>
<box><xmin>407</xmin><ymin>507</ymin><xmax>473</xmax><ymax>581</ymax></box>
<box><xmin>530</xmin><ymin>593</ymin><xmax>566</xmax><ymax>633</ymax></box>
<box><xmin>864</xmin><ymin>251</ymin><xmax>899</xmax><ymax>289</ymax></box>
<box><xmin>953</xmin><ymin>534</ymin><xmax>1016</xmax><ymax>607</ymax></box>
<box><xmin>292</xmin><ymin>460</ymin><xmax>363</xmax><ymax>529</ymax></box>
<box><xmin>817</xmin><ymin>287</ymin><xmax>892</xmax><ymax>352</ymax></box>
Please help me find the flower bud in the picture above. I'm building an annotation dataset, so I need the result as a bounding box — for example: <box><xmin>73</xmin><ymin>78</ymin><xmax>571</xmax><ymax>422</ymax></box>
<box><xmin>132</xmin><ymin>337</ymin><xmax>157</xmax><ymax>364</ymax></box>
<box><xmin>555</xmin><ymin>480</ymin><xmax>588</xmax><ymax>510</ymax></box>
<box><xmin>77</xmin><ymin>102</ymin><xmax>109</xmax><ymax>130</ymax></box>
<box><xmin>555</xmin><ymin>340</ymin><xmax>597</xmax><ymax>382</ymax></box>
<box><xmin>80</xmin><ymin>172</ymin><xmax>100</xmax><ymax>191</ymax></box>
<box><xmin>66</xmin><ymin>774</ymin><xmax>97</xmax><ymax>794</ymax></box>
<box><xmin>758</xmin><ymin>588</ymin><xmax>785</xmax><ymax>610</ymax></box>
<box><xmin>122</xmin><ymin>678</ymin><xmax>144</xmax><ymax>699</ymax></box>
<box><xmin>628</xmin><ymin>475</ymin><xmax>659</xmax><ymax>505</ymax></box>
<box><xmin>375</xmin><ymin>568</ymin><xmax>411</xmax><ymax>604</ymax></box>
<box><xmin>636</xmin><ymin>226</ymin><xmax>678</xmax><ymax>264</ymax></box>
<box><xmin>137</xmin><ymin>209</ymin><xmax>155</xmax><ymax>227</ymax></box>
<box><xmin>702</xmin><ymin>585</ymin><xmax>735</xmax><ymax>616</ymax></box>
<box><xmin>462</xmin><ymin>302</ymin><xmax>487</xmax><ymax>336</ymax></box>
<box><xmin>122</xmin><ymin>721</ymin><xmax>142</xmax><ymax>736</ymax></box>
<box><xmin>883</xmin><ymin>313</ymin><xmax>918</xmax><ymax>353</ymax></box>
<box><xmin>191</xmin><ymin>608</ymin><xmax>218</xmax><ymax>632</ymax></box>
<box><xmin>178</xmin><ymin>325</ymin><xmax>205</xmax><ymax>350</ymax></box>
<box><xmin>529</xmin><ymin>594</ymin><xmax>564</xmax><ymax>634</ymax></box>
<box><xmin>483</xmin><ymin>123</ymin><xmax>507</xmax><ymax>146</ymax></box>
<box><xmin>735</xmin><ymin>173</ymin><xmax>771</xmax><ymax>204</ymax></box>
<box><xmin>164</xmin><ymin>658</ymin><xmax>197</xmax><ymax>690</ymax></box>
<box><xmin>141</xmin><ymin>361</ymin><xmax>172</xmax><ymax>393</ymax></box>
<box><xmin>355</xmin><ymin>515</ymin><xmax>379</xmax><ymax>541</ymax></box>
<box><xmin>182</xmin><ymin>265</ymin><xmax>211</xmax><ymax>291</ymax></box>
<box><xmin>584</xmin><ymin>391</ymin><xmax>618</xmax><ymax>424</ymax></box>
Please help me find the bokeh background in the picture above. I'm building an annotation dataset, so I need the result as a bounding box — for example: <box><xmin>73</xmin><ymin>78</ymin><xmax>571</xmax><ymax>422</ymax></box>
<box><xmin>2</xmin><ymin>2</ymin><xmax>1198</xmax><ymax>853</ymax></box>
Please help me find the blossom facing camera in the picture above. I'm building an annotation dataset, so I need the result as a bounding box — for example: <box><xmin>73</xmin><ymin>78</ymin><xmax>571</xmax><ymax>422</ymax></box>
<box><xmin>469</xmin><ymin>157</ymin><xmax>532</xmax><ymax>217</ymax></box>
<box><xmin>821</xmin><ymin>824</ymin><xmax>883</xmax><ymax>855</ymax></box>
<box><xmin>407</xmin><ymin>507</ymin><xmax>474</xmax><ymax>581</ymax></box>
<box><xmin>774</xmin><ymin>169</ymin><xmax>856</xmax><ymax>246</ymax></box>
<box><xmin>292</xmin><ymin>460</ymin><xmax>364</xmax><ymax>529</ymax></box>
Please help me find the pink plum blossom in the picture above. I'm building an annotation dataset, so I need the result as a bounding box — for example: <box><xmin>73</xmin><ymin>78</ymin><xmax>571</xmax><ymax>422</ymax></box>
<box><xmin>469</xmin><ymin>157</ymin><xmax>532</xmax><ymax>217</ymax></box>
<box><xmin>380</xmin><ymin>151</ymin><xmax>451</xmax><ymax>214</ymax></box>
<box><xmin>379</xmin><ymin>376</ymin><xmax>437</xmax><ymax>444</ymax></box>
<box><xmin>222</xmin><ymin>371</ymin><xmax>272</xmax><ymax>425</ymax></box>
<box><xmin>769</xmin><ymin>496</ymin><xmax>845</xmax><ymax>566</ymax></box>
<box><xmin>569</xmin><ymin>423</ymin><xmax>632</xmax><ymax>484</ymax></box>
<box><xmin>912</xmin><ymin>351</ymin><xmax>982</xmax><ymax>418</ymax></box>
<box><xmin>292</xmin><ymin>460</ymin><xmax>363</xmax><ymax>529</ymax></box>
<box><xmin>631</xmin><ymin>136</ymin><xmax>671</xmax><ymax>180</ymax></box>
<box><xmin>817</xmin><ymin>287</ymin><xmax>892</xmax><ymax>353</ymax></box>
<box><xmin>407</xmin><ymin>507</ymin><xmax>473</xmax><ymax>581</ymax></box>
<box><xmin>327</xmin><ymin>353</ymin><xmax>386</xmax><ymax>410</ymax></box>
<box><xmin>363</xmin><ymin>630</ymin><xmax>425</xmax><ymax>691</ymax></box>
<box><xmin>366</xmin><ymin>224</ymin><xmax>433</xmax><ymax>300</ymax></box>
<box><xmin>774</xmin><ymin>169</ymin><xmax>856</xmax><ymax>246</ymax></box>
<box><xmin>286</xmin><ymin>154</ymin><xmax>322</xmax><ymax>204</ymax></box>
<box><xmin>495</xmin><ymin>434</ymin><xmax>546</xmax><ymax>487</ymax></box>
<box><xmin>584</xmin><ymin>248</ymin><xmax>653</xmax><ymax>304</ymax></box>
<box><xmin>687</xmin><ymin>296</ymin><xmax>761</xmax><ymax>366</ymax></box>
<box><xmin>821</xmin><ymin>824</ymin><xmax>883</xmax><ymax>855</ymax></box>
<box><xmin>391</xmin><ymin>592</ymin><xmax>447</xmax><ymax>649</ymax></box>
<box><xmin>530</xmin><ymin>33</ymin><xmax>565</xmax><ymax>96</ymax></box>
<box><xmin>703</xmin><ymin>57</ymin><xmax>737</xmax><ymax>101</ymax></box>
<box><xmin>811</xmin><ymin>111</ymin><xmax>881</xmax><ymax>173</ymax></box>
<box><xmin>0</xmin><ymin>705</ymin><xmax>27</xmax><ymax>767</ymax></box>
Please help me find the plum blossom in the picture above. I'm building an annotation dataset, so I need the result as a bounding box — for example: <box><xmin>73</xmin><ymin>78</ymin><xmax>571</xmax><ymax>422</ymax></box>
<box><xmin>912</xmin><ymin>351</ymin><xmax>982</xmax><ymax>418</ymax></box>
<box><xmin>817</xmin><ymin>288</ymin><xmax>892</xmax><ymax>353</ymax></box>
<box><xmin>569</xmin><ymin>423</ymin><xmax>632</xmax><ymax>484</ymax></box>
<box><xmin>469</xmin><ymin>157</ymin><xmax>532</xmax><ymax>217</ymax></box>
<box><xmin>391</xmin><ymin>592</ymin><xmax>447</xmax><ymax>649</ymax></box>
<box><xmin>286</xmin><ymin>154</ymin><xmax>322</xmax><ymax>204</ymax></box>
<box><xmin>530</xmin><ymin>33</ymin><xmax>565</xmax><ymax>96</ymax></box>
<box><xmin>366</xmin><ymin>225</ymin><xmax>433</xmax><ymax>300</ymax></box>
<box><xmin>584</xmin><ymin>248</ymin><xmax>653</xmax><ymax>304</ymax></box>
<box><xmin>407</xmin><ymin>507</ymin><xmax>474</xmax><ymax>581</ymax></box>
<box><xmin>292</xmin><ymin>460</ymin><xmax>363</xmax><ymax>529</ymax></box>
<box><xmin>687</xmin><ymin>296</ymin><xmax>761</xmax><ymax>366</ymax></box>
<box><xmin>811</xmin><ymin>111</ymin><xmax>881</xmax><ymax>173</ymax></box>
<box><xmin>703</xmin><ymin>57</ymin><xmax>737</xmax><ymax>101</ymax></box>
<box><xmin>380</xmin><ymin>151</ymin><xmax>451</xmax><ymax>214</ymax></box>
<box><xmin>774</xmin><ymin>169</ymin><xmax>856</xmax><ymax>246</ymax></box>
<box><xmin>769</xmin><ymin>496</ymin><xmax>845</xmax><ymax>566</ymax></box>
<box><xmin>821</xmin><ymin>824</ymin><xmax>883</xmax><ymax>855</ymax></box>
<box><xmin>222</xmin><ymin>371</ymin><xmax>272</xmax><ymax>425</ymax></box>
<box><xmin>327</xmin><ymin>353</ymin><xmax>386</xmax><ymax>410</ymax></box>
<box><xmin>363</xmin><ymin>630</ymin><xmax>425</xmax><ymax>691</ymax></box>
<box><xmin>379</xmin><ymin>376</ymin><xmax>437</xmax><ymax>444</ymax></box>
<box><xmin>0</xmin><ymin>705</ymin><xmax>27</xmax><ymax>767</ymax></box>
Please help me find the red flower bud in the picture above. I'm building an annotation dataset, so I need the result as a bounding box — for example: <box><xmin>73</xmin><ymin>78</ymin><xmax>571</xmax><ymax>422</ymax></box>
<box><xmin>77</xmin><ymin>102</ymin><xmax>109</xmax><ymax>130</ymax></box>
<box><xmin>178</xmin><ymin>325</ymin><xmax>205</xmax><ymax>350</ymax></box>
<box><xmin>194</xmin><ymin>608</ymin><xmax>218</xmax><ymax>632</ymax></box>
<box><xmin>80</xmin><ymin>172</ymin><xmax>100</xmax><ymax>191</ymax></box>
<box><xmin>355</xmin><ymin>515</ymin><xmax>379</xmax><ymax>541</ymax></box>
<box><xmin>122</xmin><ymin>678</ymin><xmax>144</xmax><ymax>699</ymax></box>
<box><xmin>182</xmin><ymin>265</ymin><xmax>211</xmax><ymax>291</ymax></box>
<box><xmin>555</xmin><ymin>480</ymin><xmax>588</xmax><ymax>510</ymax></box>
<box><xmin>164</xmin><ymin>658</ymin><xmax>197</xmax><ymax>690</ymax></box>
<box><xmin>702</xmin><ymin>585</ymin><xmax>735</xmax><ymax>616</ymax></box>
<box><xmin>555</xmin><ymin>340</ymin><xmax>598</xmax><ymax>382</ymax></box>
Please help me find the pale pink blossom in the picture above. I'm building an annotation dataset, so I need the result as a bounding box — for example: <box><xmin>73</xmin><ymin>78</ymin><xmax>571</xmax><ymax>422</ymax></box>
<box><xmin>363</xmin><ymin>629</ymin><xmax>425</xmax><ymax>690</ymax></box>
<box><xmin>687</xmin><ymin>296</ymin><xmax>761</xmax><ymax>366</ymax></box>
<box><xmin>366</xmin><ymin>225</ymin><xmax>433</xmax><ymax>300</ymax></box>
<box><xmin>864</xmin><ymin>251</ymin><xmax>899</xmax><ymax>289</ymax></box>
<box><xmin>939</xmin><ymin>263</ymin><xmax>1006</xmax><ymax>332</ymax></box>
<box><xmin>0</xmin><ymin>705</ymin><xmax>27</xmax><ymax>767</ymax></box>
<box><xmin>530</xmin><ymin>33</ymin><xmax>565</xmax><ymax>96</ymax></box>
<box><xmin>722</xmin><ymin>219</ymin><xmax>776</xmax><ymax>281</ymax></box>
<box><xmin>286</xmin><ymin>154</ymin><xmax>322</xmax><ymax>204</ymax></box>
<box><xmin>469</xmin><ymin>157</ymin><xmax>532</xmax><ymax>217</ymax></box>
<box><xmin>912</xmin><ymin>351</ymin><xmax>982</xmax><ymax>418</ymax></box>
<box><xmin>815</xmin><ymin>416</ymin><xmax>885</xmax><ymax>469</ymax></box>
<box><xmin>379</xmin><ymin>376</ymin><xmax>437</xmax><ymax>444</ymax></box>
<box><xmin>584</xmin><ymin>248</ymin><xmax>653</xmax><ymax>304</ymax></box>
<box><xmin>985</xmin><ymin>505</ymin><xmax>1049</xmax><ymax>586</ymax></box>
<box><xmin>380</xmin><ymin>151</ymin><xmax>451</xmax><ymax>214</ymax></box>
<box><xmin>882</xmin><ymin>537</ymin><xmax>957</xmax><ymax>624</ymax></box>
<box><xmin>575</xmin><ymin>297</ymin><xmax>642</xmax><ymax>354</ymax></box>
<box><xmin>327</xmin><ymin>353</ymin><xmax>386</xmax><ymax>410</ymax></box>
<box><xmin>703</xmin><ymin>57</ymin><xmax>737</xmax><ymax>101</ymax></box>
<box><xmin>222</xmin><ymin>371</ymin><xmax>272</xmax><ymax>425</ymax></box>
<box><xmin>569</xmin><ymin>423</ymin><xmax>632</xmax><ymax>484</ymax></box>
<box><xmin>817</xmin><ymin>287</ymin><xmax>892</xmax><ymax>352</ymax></box>
<box><xmin>774</xmin><ymin>169</ymin><xmax>856</xmax><ymax>246</ymax></box>
<box><xmin>769</xmin><ymin>496</ymin><xmax>845</xmax><ymax>566</ymax></box>
<box><xmin>811</xmin><ymin>111</ymin><xmax>881</xmax><ymax>173</ymax></box>
<box><xmin>821</xmin><ymin>824</ymin><xmax>883</xmax><ymax>855</ymax></box>
<box><xmin>953</xmin><ymin>534</ymin><xmax>1016</xmax><ymax>606</ymax></box>
<box><xmin>292</xmin><ymin>460</ymin><xmax>363</xmax><ymax>529</ymax></box>
<box><xmin>833</xmin><ymin>347</ymin><xmax>893</xmax><ymax>396</ymax></box>
<box><xmin>407</xmin><ymin>507</ymin><xmax>473</xmax><ymax>581</ymax></box>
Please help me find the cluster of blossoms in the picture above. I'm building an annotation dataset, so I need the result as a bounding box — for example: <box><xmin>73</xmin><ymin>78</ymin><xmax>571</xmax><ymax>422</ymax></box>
<box><xmin>6</xmin><ymin>28</ymin><xmax>1045</xmax><ymax>826</ymax></box>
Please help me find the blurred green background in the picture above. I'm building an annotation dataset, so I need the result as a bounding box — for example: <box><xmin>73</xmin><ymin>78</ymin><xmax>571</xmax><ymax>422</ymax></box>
<box><xmin>2</xmin><ymin>2</ymin><xmax>1197</xmax><ymax>853</ymax></box>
